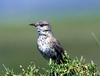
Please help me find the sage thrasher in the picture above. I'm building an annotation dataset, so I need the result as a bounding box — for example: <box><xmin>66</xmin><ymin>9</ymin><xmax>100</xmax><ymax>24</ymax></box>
<box><xmin>30</xmin><ymin>21</ymin><xmax>64</xmax><ymax>63</ymax></box>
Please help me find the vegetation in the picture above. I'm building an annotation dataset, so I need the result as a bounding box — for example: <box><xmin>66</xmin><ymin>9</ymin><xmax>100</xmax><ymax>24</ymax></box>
<box><xmin>3</xmin><ymin>51</ymin><xmax>100</xmax><ymax>76</ymax></box>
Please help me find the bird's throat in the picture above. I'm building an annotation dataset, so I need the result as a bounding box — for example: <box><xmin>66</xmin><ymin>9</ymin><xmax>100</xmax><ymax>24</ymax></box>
<box><xmin>38</xmin><ymin>30</ymin><xmax>53</xmax><ymax>37</ymax></box>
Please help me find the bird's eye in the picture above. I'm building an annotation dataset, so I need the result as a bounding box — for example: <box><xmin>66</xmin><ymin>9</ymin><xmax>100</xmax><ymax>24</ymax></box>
<box><xmin>40</xmin><ymin>24</ymin><xmax>44</xmax><ymax>27</ymax></box>
<box><xmin>40</xmin><ymin>24</ymin><xmax>48</xmax><ymax>27</ymax></box>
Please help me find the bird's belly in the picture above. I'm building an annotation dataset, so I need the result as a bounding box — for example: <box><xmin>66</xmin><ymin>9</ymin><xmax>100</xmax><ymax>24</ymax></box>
<box><xmin>38</xmin><ymin>43</ymin><xmax>57</xmax><ymax>58</ymax></box>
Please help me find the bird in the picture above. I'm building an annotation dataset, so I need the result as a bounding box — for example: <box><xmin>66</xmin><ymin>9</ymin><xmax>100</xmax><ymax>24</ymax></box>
<box><xmin>30</xmin><ymin>21</ymin><xmax>64</xmax><ymax>64</ymax></box>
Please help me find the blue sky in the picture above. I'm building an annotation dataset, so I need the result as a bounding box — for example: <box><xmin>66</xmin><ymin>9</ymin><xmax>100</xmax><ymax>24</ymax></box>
<box><xmin>0</xmin><ymin>0</ymin><xmax>100</xmax><ymax>13</ymax></box>
<box><xmin>0</xmin><ymin>0</ymin><xmax>100</xmax><ymax>23</ymax></box>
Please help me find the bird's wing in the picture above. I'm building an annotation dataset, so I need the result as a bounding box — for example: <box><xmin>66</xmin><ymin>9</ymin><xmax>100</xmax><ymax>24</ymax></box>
<box><xmin>52</xmin><ymin>39</ymin><xmax>65</xmax><ymax>63</ymax></box>
<box><xmin>52</xmin><ymin>38</ymin><xmax>64</xmax><ymax>54</ymax></box>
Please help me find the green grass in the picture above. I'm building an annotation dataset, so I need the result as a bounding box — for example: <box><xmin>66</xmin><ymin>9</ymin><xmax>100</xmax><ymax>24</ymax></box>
<box><xmin>3</xmin><ymin>51</ymin><xmax>100</xmax><ymax>76</ymax></box>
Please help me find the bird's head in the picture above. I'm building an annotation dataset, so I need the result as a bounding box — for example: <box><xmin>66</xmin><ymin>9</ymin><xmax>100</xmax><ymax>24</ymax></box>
<box><xmin>30</xmin><ymin>21</ymin><xmax>51</xmax><ymax>33</ymax></box>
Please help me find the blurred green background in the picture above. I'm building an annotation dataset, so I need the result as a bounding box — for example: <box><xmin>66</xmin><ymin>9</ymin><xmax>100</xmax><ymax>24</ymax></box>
<box><xmin>0</xmin><ymin>0</ymin><xmax>100</xmax><ymax>74</ymax></box>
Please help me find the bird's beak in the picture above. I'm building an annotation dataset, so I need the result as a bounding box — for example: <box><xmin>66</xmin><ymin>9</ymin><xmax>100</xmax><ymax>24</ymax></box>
<box><xmin>29</xmin><ymin>23</ymin><xmax>36</xmax><ymax>27</ymax></box>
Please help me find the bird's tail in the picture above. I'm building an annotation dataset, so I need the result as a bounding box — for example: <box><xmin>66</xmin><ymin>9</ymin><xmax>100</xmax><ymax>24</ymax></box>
<box><xmin>56</xmin><ymin>53</ymin><xmax>65</xmax><ymax>64</ymax></box>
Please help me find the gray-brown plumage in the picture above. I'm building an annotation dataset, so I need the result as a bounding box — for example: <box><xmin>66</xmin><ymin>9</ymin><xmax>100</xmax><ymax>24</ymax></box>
<box><xmin>30</xmin><ymin>21</ymin><xmax>64</xmax><ymax>63</ymax></box>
